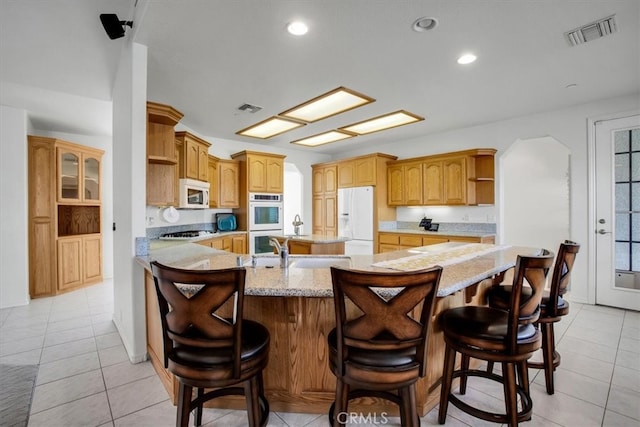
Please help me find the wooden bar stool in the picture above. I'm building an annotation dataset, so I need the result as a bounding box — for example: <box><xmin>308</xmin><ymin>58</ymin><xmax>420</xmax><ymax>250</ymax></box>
<box><xmin>150</xmin><ymin>261</ymin><xmax>270</xmax><ymax>427</ymax></box>
<box><xmin>438</xmin><ymin>250</ymin><xmax>554</xmax><ymax>427</ymax></box>
<box><xmin>327</xmin><ymin>265</ymin><xmax>443</xmax><ymax>427</ymax></box>
<box><xmin>486</xmin><ymin>240</ymin><xmax>580</xmax><ymax>394</ymax></box>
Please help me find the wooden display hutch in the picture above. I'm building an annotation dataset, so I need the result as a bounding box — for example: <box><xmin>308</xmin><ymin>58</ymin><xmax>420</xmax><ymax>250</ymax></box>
<box><xmin>28</xmin><ymin>136</ymin><xmax>104</xmax><ymax>298</ymax></box>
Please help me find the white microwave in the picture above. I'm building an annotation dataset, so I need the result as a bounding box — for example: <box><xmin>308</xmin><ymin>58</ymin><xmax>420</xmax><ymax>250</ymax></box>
<box><xmin>179</xmin><ymin>178</ymin><xmax>209</xmax><ymax>209</ymax></box>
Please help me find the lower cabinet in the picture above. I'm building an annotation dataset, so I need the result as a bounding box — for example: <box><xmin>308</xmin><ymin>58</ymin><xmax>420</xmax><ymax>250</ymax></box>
<box><xmin>377</xmin><ymin>232</ymin><xmax>494</xmax><ymax>252</ymax></box>
<box><xmin>197</xmin><ymin>233</ymin><xmax>247</xmax><ymax>254</ymax></box>
<box><xmin>57</xmin><ymin>234</ymin><xmax>102</xmax><ymax>291</ymax></box>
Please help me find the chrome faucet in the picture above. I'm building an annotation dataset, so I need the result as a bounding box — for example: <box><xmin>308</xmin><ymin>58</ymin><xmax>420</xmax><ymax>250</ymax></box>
<box><xmin>292</xmin><ymin>214</ymin><xmax>304</xmax><ymax>236</ymax></box>
<box><xmin>269</xmin><ymin>237</ymin><xmax>289</xmax><ymax>268</ymax></box>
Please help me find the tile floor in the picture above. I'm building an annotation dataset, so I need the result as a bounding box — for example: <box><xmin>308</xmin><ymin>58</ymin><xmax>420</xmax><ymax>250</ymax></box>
<box><xmin>0</xmin><ymin>279</ymin><xmax>638</xmax><ymax>426</ymax></box>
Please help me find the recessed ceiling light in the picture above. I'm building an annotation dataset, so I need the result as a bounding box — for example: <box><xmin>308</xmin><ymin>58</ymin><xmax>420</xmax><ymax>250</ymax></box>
<box><xmin>291</xmin><ymin>130</ymin><xmax>355</xmax><ymax>147</ymax></box>
<box><xmin>236</xmin><ymin>116</ymin><xmax>305</xmax><ymax>139</ymax></box>
<box><xmin>287</xmin><ymin>21</ymin><xmax>308</xmax><ymax>36</ymax></box>
<box><xmin>280</xmin><ymin>87</ymin><xmax>375</xmax><ymax>123</ymax></box>
<box><xmin>457</xmin><ymin>54</ymin><xmax>477</xmax><ymax>65</ymax></box>
<box><xmin>339</xmin><ymin>111</ymin><xmax>424</xmax><ymax>135</ymax></box>
<box><xmin>412</xmin><ymin>17</ymin><xmax>438</xmax><ymax>32</ymax></box>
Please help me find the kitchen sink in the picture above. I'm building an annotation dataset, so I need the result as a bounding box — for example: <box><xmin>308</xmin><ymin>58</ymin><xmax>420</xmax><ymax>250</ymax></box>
<box><xmin>244</xmin><ymin>255</ymin><xmax>351</xmax><ymax>269</ymax></box>
<box><xmin>289</xmin><ymin>256</ymin><xmax>351</xmax><ymax>269</ymax></box>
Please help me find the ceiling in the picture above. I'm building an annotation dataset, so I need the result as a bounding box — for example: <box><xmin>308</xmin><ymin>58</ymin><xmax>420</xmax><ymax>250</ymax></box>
<box><xmin>1</xmin><ymin>1</ymin><xmax>638</xmax><ymax>154</ymax></box>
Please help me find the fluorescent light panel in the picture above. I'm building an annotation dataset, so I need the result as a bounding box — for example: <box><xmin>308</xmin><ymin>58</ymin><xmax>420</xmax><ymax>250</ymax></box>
<box><xmin>340</xmin><ymin>110</ymin><xmax>424</xmax><ymax>135</ymax></box>
<box><xmin>291</xmin><ymin>130</ymin><xmax>355</xmax><ymax>147</ymax></box>
<box><xmin>280</xmin><ymin>87</ymin><xmax>374</xmax><ymax>123</ymax></box>
<box><xmin>236</xmin><ymin>116</ymin><xmax>305</xmax><ymax>139</ymax></box>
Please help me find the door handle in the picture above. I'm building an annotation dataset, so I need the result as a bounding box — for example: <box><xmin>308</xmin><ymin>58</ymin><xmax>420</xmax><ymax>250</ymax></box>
<box><xmin>597</xmin><ymin>229</ymin><xmax>612</xmax><ymax>234</ymax></box>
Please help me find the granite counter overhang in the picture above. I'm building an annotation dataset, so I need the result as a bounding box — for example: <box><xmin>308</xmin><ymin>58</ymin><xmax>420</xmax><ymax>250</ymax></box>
<box><xmin>137</xmin><ymin>242</ymin><xmax>537</xmax><ymax>299</ymax></box>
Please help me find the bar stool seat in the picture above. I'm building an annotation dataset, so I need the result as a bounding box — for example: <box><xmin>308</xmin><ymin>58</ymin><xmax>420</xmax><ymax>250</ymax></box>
<box><xmin>438</xmin><ymin>250</ymin><xmax>554</xmax><ymax>427</ymax></box>
<box><xmin>328</xmin><ymin>266</ymin><xmax>443</xmax><ymax>427</ymax></box>
<box><xmin>151</xmin><ymin>261</ymin><xmax>270</xmax><ymax>427</ymax></box>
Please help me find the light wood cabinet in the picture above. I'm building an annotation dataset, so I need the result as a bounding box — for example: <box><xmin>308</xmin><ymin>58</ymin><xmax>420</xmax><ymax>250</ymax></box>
<box><xmin>147</xmin><ymin>102</ymin><xmax>184</xmax><ymax>206</ymax></box>
<box><xmin>337</xmin><ymin>155</ymin><xmax>378</xmax><ymax>188</ymax></box>
<box><xmin>29</xmin><ymin>135</ymin><xmax>104</xmax><ymax>298</ymax></box>
<box><xmin>208</xmin><ymin>156</ymin><xmax>240</xmax><ymax>208</ymax></box>
<box><xmin>175</xmin><ymin>131</ymin><xmax>211</xmax><ymax>182</ymax></box>
<box><xmin>387</xmin><ymin>149</ymin><xmax>496</xmax><ymax>206</ymax></box>
<box><xmin>56</xmin><ymin>144</ymin><xmax>102</xmax><ymax>204</ymax></box>
<box><xmin>57</xmin><ymin>234</ymin><xmax>102</xmax><ymax>291</ymax></box>
<box><xmin>377</xmin><ymin>231</ymin><xmax>494</xmax><ymax>252</ymax></box>
<box><xmin>196</xmin><ymin>233</ymin><xmax>247</xmax><ymax>254</ymax></box>
<box><xmin>232</xmin><ymin>151</ymin><xmax>286</xmax><ymax>194</ymax></box>
<box><xmin>387</xmin><ymin>162</ymin><xmax>423</xmax><ymax>206</ymax></box>
<box><xmin>311</xmin><ymin>164</ymin><xmax>338</xmax><ymax>236</ymax></box>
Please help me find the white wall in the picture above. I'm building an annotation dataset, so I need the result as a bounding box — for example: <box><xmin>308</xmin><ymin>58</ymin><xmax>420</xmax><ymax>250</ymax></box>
<box><xmin>502</xmin><ymin>137</ymin><xmax>570</xmax><ymax>253</ymax></box>
<box><xmin>111</xmin><ymin>42</ymin><xmax>149</xmax><ymax>362</ymax></box>
<box><xmin>335</xmin><ymin>94</ymin><xmax>640</xmax><ymax>304</ymax></box>
<box><xmin>0</xmin><ymin>106</ymin><xmax>29</xmax><ymax>308</ymax></box>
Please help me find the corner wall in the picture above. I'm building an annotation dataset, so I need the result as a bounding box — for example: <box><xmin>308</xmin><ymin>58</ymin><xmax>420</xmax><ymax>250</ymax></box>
<box><xmin>0</xmin><ymin>106</ymin><xmax>29</xmax><ymax>308</ymax></box>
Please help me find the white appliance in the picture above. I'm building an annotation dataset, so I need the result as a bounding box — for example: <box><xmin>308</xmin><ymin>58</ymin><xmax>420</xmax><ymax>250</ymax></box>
<box><xmin>248</xmin><ymin>193</ymin><xmax>284</xmax><ymax>231</ymax></box>
<box><xmin>178</xmin><ymin>178</ymin><xmax>209</xmax><ymax>209</ymax></box>
<box><xmin>338</xmin><ymin>186</ymin><xmax>374</xmax><ymax>255</ymax></box>
<box><xmin>248</xmin><ymin>193</ymin><xmax>284</xmax><ymax>254</ymax></box>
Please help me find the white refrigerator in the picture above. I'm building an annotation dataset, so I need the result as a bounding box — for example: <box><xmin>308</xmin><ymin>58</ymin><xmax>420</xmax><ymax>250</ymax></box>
<box><xmin>338</xmin><ymin>186</ymin><xmax>374</xmax><ymax>255</ymax></box>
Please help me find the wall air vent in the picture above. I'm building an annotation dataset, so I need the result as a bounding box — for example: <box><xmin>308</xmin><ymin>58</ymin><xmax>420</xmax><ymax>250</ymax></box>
<box><xmin>565</xmin><ymin>15</ymin><xmax>617</xmax><ymax>46</ymax></box>
<box><xmin>237</xmin><ymin>103</ymin><xmax>263</xmax><ymax>113</ymax></box>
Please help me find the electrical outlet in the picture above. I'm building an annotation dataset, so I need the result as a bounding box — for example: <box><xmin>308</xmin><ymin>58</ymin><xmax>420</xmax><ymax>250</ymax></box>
<box><xmin>462</xmin><ymin>214</ymin><xmax>469</xmax><ymax>221</ymax></box>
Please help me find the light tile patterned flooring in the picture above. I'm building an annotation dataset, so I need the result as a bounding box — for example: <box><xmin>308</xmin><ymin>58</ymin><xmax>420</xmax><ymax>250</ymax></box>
<box><xmin>0</xmin><ymin>279</ymin><xmax>638</xmax><ymax>426</ymax></box>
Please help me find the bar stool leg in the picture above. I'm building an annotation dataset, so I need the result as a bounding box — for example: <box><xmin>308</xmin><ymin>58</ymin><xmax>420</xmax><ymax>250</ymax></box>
<box><xmin>502</xmin><ymin>362</ymin><xmax>518</xmax><ymax>427</ymax></box>
<box><xmin>541</xmin><ymin>322</ymin><xmax>556</xmax><ymax>394</ymax></box>
<box><xmin>333</xmin><ymin>379</ymin><xmax>349</xmax><ymax>426</ymax></box>
<box><xmin>438</xmin><ymin>345</ymin><xmax>456</xmax><ymax>424</ymax></box>
<box><xmin>399</xmin><ymin>386</ymin><xmax>419</xmax><ymax>426</ymax></box>
<box><xmin>177</xmin><ymin>382</ymin><xmax>193</xmax><ymax>427</ymax></box>
<box><xmin>460</xmin><ymin>354</ymin><xmax>471</xmax><ymax>394</ymax></box>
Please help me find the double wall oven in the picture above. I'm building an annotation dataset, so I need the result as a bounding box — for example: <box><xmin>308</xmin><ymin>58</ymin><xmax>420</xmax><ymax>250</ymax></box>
<box><xmin>248</xmin><ymin>193</ymin><xmax>283</xmax><ymax>255</ymax></box>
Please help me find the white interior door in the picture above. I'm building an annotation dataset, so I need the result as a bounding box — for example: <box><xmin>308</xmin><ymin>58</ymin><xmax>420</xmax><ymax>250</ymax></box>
<box><xmin>595</xmin><ymin>114</ymin><xmax>640</xmax><ymax>310</ymax></box>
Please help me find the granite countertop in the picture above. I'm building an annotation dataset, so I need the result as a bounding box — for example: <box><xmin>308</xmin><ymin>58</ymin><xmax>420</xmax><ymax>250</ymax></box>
<box><xmin>149</xmin><ymin>230</ymin><xmax>248</xmax><ymax>250</ymax></box>
<box><xmin>268</xmin><ymin>233</ymin><xmax>351</xmax><ymax>244</ymax></box>
<box><xmin>379</xmin><ymin>229</ymin><xmax>495</xmax><ymax>238</ymax></box>
<box><xmin>137</xmin><ymin>242</ymin><xmax>539</xmax><ymax>298</ymax></box>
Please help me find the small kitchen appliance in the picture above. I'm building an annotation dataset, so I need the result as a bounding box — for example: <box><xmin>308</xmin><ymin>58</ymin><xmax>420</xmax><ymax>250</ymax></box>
<box><xmin>216</xmin><ymin>213</ymin><xmax>237</xmax><ymax>232</ymax></box>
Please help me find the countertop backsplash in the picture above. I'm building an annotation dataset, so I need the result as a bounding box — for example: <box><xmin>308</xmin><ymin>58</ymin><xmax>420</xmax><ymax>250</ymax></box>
<box><xmin>381</xmin><ymin>221</ymin><xmax>496</xmax><ymax>234</ymax></box>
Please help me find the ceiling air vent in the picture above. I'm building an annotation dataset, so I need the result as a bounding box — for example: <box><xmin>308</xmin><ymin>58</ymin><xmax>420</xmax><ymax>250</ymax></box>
<box><xmin>237</xmin><ymin>103</ymin><xmax>262</xmax><ymax>114</ymax></box>
<box><xmin>565</xmin><ymin>15</ymin><xmax>617</xmax><ymax>46</ymax></box>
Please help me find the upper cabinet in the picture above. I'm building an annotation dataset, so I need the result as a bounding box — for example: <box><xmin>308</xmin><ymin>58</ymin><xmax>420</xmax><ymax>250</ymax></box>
<box><xmin>337</xmin><ymin>154</ymin><xmax>388</xmax><ymax>188</ymax></box>
<box><xmin>175</xmin><ymin>131</ymin><xmax>211</xmax><ymax>182</ymax></box>
<box><xmin>56</xmin><ymin>142</ymin><xmax>103</xmax><ymax>204</ymax></box>
<box><xmin>387</xmin><ymin>149</ymin><xmax>497</xmax><ymax>206</ymax></box>
<box><xmin>231</xmin><ymin>151</ymin><xmax>286</xmax><ymax>194</ymax></box>
<box><xmin>146</xmin><ymin>102</ymin><xmax>184</xmax><ymax>207</ymax></box>
<box><xmin>208</xmin><ymin>155</ymin><xmax>240</xmax><ymax>208</ymax></box>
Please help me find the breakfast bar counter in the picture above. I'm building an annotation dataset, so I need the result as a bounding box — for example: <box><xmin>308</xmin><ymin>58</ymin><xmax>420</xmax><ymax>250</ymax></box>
<box><xmin>137</xmin><ymin>242</ymin><xmax>541</xmax><ymax>416</ymax></box>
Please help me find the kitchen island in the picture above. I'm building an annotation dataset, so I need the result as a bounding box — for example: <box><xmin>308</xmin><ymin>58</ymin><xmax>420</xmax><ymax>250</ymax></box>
<box><xmin>137</xmin><ymin>242</ymin><xmax>540</xmax><ymax>416</ymax></box>
<box><xmin>268</xmin><ymin>233</ymin><xmax>350</xmax><ymax>255</ymax></box>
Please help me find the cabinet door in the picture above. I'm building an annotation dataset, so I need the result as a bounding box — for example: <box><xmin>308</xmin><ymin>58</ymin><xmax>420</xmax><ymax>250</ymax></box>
<box><xmin>354</xmin><ymin>156</ymin><xmax>376</xmax><ymax>186</ymax></box>
<box><xmin>198</xmin><ymin>146</ymin><xmax>209</xmax><ymax>181</ymax></box>
<box><xmin>443</xmin><ymin>157</ymin><xmax>467</xmax><ymax>205</ymax></box>
<box><xmin>83</xmin><ymin>155</ymin><xmax>100</xmax><ymax>202</ymax></box>
<box><xmin>404</xmin><ymin>163</ymin><xmax>423</xmax><ymax>205</ymax></box>
<box><xmin>58</xmin><ymin>237</ymin><xmax>83</xmax><ymax>290</ymax></box>
<box><xmin>338</xmin><ymin>161</ymin><xmax>355</xmax><ymax>188</ymax></box>
<box><xmin>210</xmin><ymin>238</ymin><xmax>224</xmax><ymax>250</ymax></box>
<box><xmin>232</xmin><ymin>235</ymin><xmax>246</xmax><ymax>254</ymax></box>
<box><xmin>266</xmin><ymin>157</ymin><xmax>284</xmax><ymax>193</ymax></box>
<box><xmin>387</xmin><ymin>165</ymin><xmax>404</xmax><ymax>206</ymax></box>
<box><xmin>379</xmin><ymin>244</ymin><xmax>400</xmax><ymax>253</ymax></box>
<box><xmin>83</xmin><ymin>235</ymin><xmax>102</xmax><ymax>282</ymax></box>
<box><xmin>208</xmin><ymin>157</ymin><xmax>219</xmax><ymax>208</ymax></box>
<box><xmin>324</xmin><ymin>194</ymin><xmax>338</xmax><ymax>236</ymax></box>
<box><xmin>219</xmin><ymin>161</ymin><xmax>240</xmax><ymax>208</ymax></box>
<box><xmin>248</xmin><ymin>156</ymin><xmax>267</xmax><ymax>192</ymax></box>
<box><xmin>423</xmin><ymin>160</ymin><xmax>444</xmax><ymax>205</ymax></box>
<box><xmin>185</xmin><ymin>139</ymin><xmax>200</xmax><ymax>179</ymax></box>
<box><xmin>147</xmin><ymin>122</ymin><xmax>177</xmax><ymax>162</ymax></box>
<box><xmin>312</xmin><ymin>196</ymin><xmax>325</xmax><ymax>234</ymax></box>
<box><xmin>58</xmin><ymin>149</ymin><xmax>81</xmax><ymax>203</ymax></box>
<box><xmin>312</xmin><ymin>167</ymin><xmax>324</xmax><ymax>195</ymax></box>
<box><xmin>147</xmin><ymin>163</ymin><xmax>177</xmax><ymax>206</ymax></box>
<box><xmin>324</xmin><ymin>165</ymin><xmax>338</xmax><ymax>193</ymax></box>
